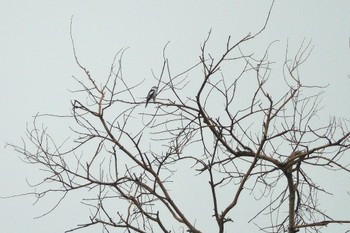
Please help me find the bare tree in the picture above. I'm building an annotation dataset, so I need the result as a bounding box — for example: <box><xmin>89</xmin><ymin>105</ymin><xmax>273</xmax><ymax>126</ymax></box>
<box><xmin>7</xmin><ymin>4</ymin><xmax>350</xmax><ymax>233</ymax></box>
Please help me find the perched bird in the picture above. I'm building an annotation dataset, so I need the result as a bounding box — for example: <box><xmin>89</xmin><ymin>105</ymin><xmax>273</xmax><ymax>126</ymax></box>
<box><xmin>145</xmin><ymin>86</ymin><xmax>158</xmax><ymax>107</ymax></box>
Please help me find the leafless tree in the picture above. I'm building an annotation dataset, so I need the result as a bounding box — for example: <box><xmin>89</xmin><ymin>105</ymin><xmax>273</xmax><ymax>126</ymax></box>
<box><xmin>7</xmin><ymin>3</ymin><xmax>350</xmax><ymax>233</ymax></box>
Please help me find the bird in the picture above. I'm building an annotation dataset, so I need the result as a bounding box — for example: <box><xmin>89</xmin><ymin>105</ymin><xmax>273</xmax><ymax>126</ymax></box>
<box><xmin>145</xmin><ymin>86</ymin><xmax>158</xmax><ymax>107</ymax></box>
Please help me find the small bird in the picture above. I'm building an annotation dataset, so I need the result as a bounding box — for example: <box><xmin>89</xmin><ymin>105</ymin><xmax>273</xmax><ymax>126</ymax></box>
<box><xmin>145</xmin><ymin>86</ymin><xmax>158</xmax><ymax>107</ymax></box>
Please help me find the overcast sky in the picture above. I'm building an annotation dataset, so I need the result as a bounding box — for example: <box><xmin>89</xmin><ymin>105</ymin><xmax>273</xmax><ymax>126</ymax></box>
<box><xmin>1</xmin><ymin>1</ymin><xmax>349</xmax><ymax>233</ymax></box>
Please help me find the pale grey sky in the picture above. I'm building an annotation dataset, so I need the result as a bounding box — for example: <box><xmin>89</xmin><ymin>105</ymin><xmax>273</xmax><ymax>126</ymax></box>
<box><xmin>1</xmin><ymin>1</ymin><xmax>349</xmax><ymax>233</ymax></box>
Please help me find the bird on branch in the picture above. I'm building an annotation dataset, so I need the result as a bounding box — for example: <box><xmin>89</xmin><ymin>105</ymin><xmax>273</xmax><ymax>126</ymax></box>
<box><xmin>145</xmin><ymin>86</ymin><xmax>158</xmax><ymax>107</ymax></box>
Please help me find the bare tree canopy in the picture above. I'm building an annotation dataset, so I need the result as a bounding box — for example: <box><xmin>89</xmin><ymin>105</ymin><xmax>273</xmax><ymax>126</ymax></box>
<box><xmin>6</xmin><ymin>3</ymin><xmax>350</xmax><ymax>233</ymax></box>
